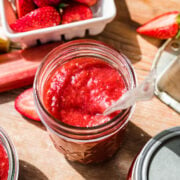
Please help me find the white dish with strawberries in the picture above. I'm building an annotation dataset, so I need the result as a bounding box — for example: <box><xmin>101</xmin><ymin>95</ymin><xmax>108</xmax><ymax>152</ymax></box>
<box><xmin>0</xmin><ymin>0</ymin><xmax>116</xmax><ymax>48</ymax></box>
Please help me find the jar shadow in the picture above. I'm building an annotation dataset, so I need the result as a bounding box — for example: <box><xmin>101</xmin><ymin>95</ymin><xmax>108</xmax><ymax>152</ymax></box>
<box><xmin>0</xmin><ymin>87</ymin><xmax>29</xmax><ymax>104</ymax></box>
<box><xmin>18</xmin><ymin>160</ymin><xmax>48</xmax><ymax>180</ymax></box>
<box><xmin>22</xmin><ymin>117</ymin><xmax>46</xmax><ymax>131</ymax></box>
<box><xmin>91</xmin><ymin>0</ymin><xmax>143</xmax><ymax>64</ymax></box>
<box><xmin>67</xmin><ymin>122</ymin><xmax>151</xmax><ymax>180</ymax></box>
<box><xmin>90</xmin><ymin>0</ymin><xmax>163</xmax><ymax>65</ymax></box>
<box><xmin>0</xmin><ymin>87</ymin><xmax>46</xmax><ymax>131</ymax></box>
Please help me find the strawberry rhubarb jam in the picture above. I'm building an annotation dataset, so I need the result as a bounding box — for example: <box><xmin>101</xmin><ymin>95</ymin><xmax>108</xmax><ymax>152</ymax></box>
<box><xmin>0</xmin><ymin>143</ymin><xmax>9</xmax><ymax>180</ymax></box>
<box><xmin>34</xmin><ymin>40</ymin><xmax>136</xmax><ymax>164</ymax></box>
<box><xmin>43</xmin><ymin>57</ymin><xmax>126</xmax><ymax>127</ymax></box>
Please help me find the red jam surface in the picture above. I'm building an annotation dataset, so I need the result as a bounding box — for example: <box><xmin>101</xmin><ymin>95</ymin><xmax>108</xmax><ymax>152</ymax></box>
<box><xmin>43</xmin><ymin>57</ymin><xmax>126</xmax><ymax>127</ymax></box>
<box><xmin>0</xmin><ymin>143</ymin><xmax>9</xmax><ymax>180</ymax></box>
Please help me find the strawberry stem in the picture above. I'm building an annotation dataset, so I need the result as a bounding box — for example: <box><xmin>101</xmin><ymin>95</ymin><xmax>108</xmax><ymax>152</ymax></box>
<box><xmin>58</xmin><ymin>3</ymin><xmax>69</xmax><ymax>15</ymax></box>
<box><xmin>176</xmin><ymin>14</ymin><xmax>180</xmax><ymax>24</ymax></box>
<box><xmin>176</xmin><ymin>30</ymin><xmax>180</xmax><ymax>39</ymax></box>
<box><xmin>58</xmin><ymin>3</ymin><xmax>69</xmax><ymax>9</ymax></box>
<box><xmin>176</xmin><ymin>14</ymin><xmax>180</xmax><ymax>39</ymax></box>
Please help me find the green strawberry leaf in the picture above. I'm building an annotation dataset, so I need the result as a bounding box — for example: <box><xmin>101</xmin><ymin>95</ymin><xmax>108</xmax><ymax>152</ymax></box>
<box><xmin>176</xmin><ymin>30</ymin><xmax>180</xmax><ymax>39</ymax></box>
<box><xmin>58</xmin><ymin>3</ymin><xmax>69</xmax><ymax>15</ymax></box>
<box><xmin>175</xmin><ymin>14</ymin><xmax>180</xmax><ymax>39</ymax></box>
<box><xmin>58</xmin><ymin>3</ymin><xmax>69</xmax><ymax>9</ymax></box>
<box><xmin>176</xmin><ymin>14</ymin><xmax>180</xmax><ymax>24</ymax></box>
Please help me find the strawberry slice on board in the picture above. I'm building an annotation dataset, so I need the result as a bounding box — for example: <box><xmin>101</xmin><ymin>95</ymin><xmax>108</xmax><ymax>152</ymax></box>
<box><xmin>137</xmin><ymin>11</ymin><xmax>180</xmax><ymax>39</ymax></box>
<box><xmin>15</xmin><ymin>88</ymin><xmax>40</xmax><ymax>121</ymax></box>
<box><xmin>16</xmin><ymin>0</ymin><xmax>36</xmax><ymax>18</ymax></box>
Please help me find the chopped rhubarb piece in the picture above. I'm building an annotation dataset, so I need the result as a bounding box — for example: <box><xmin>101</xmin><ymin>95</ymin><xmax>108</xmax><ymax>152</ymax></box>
<box><xmin>0</xmin><ymin>42</ymin><xmax>62</xmax><ymax>93</ymax></box>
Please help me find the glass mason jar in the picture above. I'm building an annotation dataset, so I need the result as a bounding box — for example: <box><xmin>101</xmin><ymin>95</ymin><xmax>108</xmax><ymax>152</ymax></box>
<box><xmin>34</xmin><ymin>39</ymin><xmax>137</xmax><ymax>164</ymax></box>
<box><xmin>0</xmin><ymin>127</ymin><xmax>19</xmax><ymax>179</ymax></box>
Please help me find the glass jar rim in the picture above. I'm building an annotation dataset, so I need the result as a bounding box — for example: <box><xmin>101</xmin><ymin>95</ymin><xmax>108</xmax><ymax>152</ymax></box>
<box><xmin>0</xmin><ymin>127</ymin><xmax>19</xmax><ymax>180</ymax></box>
<box><xmin>33</xmin><ymin>39</ymin><xmax>137</xmax><ymax>132</ymax></box>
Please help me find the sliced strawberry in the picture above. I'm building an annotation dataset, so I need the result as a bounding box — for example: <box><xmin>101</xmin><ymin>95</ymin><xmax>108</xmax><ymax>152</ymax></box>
<box><xmin>15</xmin><ymin>88</ymin><xmax>40</xmax><ymax>121</ymax></box>
<box><xmin>33</xmin><ymin>0</ymin><xmax>61</xmax><ymax>7</ymax></box>
<box><xmin>10</xmin><ymin>6</ymin><xmax>61</xmax><ymax>32</ymax></box>
<box><xmin>16</xmin><ymin>0</ymin><xmax>36</xmax><ymax>18</ymax></box>
<box><xmin>62</xmin><ymin>3</ymin><xmax>93</xmax><ymax>24</ymax></box>
<box><xmin>137</xmin><ymin>11</ymin><xmax>180</xmax><ymax>39</ymax></box>
<box><xmin>72</xmin><ymin>0</ymin><xmax>97</xmax><ymax>6</ymax></box>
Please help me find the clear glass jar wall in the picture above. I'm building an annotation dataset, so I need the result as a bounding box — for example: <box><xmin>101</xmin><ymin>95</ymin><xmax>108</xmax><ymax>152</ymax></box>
<box><xmin>34</xmin><ymin>39</ymin><xmax>137</xmax><ymax>164</ymax></box>
<box><xmin>0</xmin><ymin>127</ymin><xmax>19</xmax><ymax>179</ymax></box>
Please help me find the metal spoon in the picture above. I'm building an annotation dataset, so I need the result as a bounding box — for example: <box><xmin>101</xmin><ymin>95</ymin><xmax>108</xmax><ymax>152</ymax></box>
<box><xmin>103</xmin><ymin>69</ymin><xmax>156</xmax><ymax>116</ymax></box>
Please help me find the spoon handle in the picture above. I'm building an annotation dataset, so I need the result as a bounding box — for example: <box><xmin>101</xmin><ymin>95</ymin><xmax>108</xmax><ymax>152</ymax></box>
<box><xmin>103</xmin><ymin>69</ymin><xmax>156</xmax><ymax>116</ymax></box>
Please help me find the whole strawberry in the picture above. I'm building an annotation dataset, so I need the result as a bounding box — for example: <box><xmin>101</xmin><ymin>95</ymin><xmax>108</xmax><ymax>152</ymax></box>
<box><xmin>10</xmin><ymin>6</ymin><xmax>61</xmax><ymax>32</ymax></box>
<box><xmin>137</xmin><ymin>11</ymin><xmax>180</xmax><ymax>39</ymax></box>
<box><xmin>73</xmin><ymin>0</ymin><xmax>97</xmax><ymax>6</ymax></box>
<box><xmin>33</xmin><ymin>0</ymin><xmax>61</xmax><ymax>7</ymax></box>
<box><xmin>16</xmin><ymin>0</ymin><xmax>36</xmax><ymax>18</ymax></box>
<box><xmin>62</xmin><ymin>3</ymin><xmax>93</xmax><ymax>24</ymax></box>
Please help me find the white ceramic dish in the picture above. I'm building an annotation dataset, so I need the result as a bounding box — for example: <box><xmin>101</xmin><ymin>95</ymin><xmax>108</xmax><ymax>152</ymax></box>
<box><xmin>0</xmin><ymin>0</ymin><xmax>116</xmax><ymax>48</ymax></box>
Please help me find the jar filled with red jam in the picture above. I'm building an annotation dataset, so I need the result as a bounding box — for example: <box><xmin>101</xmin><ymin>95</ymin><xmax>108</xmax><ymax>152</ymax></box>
<box><xmin>34</xmin><ymin>39</ymin><xmax>137</xmax><ymax>164</ymax></box>
<box><xmin>0</xmin><ymin>128</ymin><xmax>19</xmax><ymax>179</ymax></box>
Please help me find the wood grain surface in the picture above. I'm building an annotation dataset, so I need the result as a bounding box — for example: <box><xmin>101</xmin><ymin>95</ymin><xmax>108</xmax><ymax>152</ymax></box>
<box><xmin>0</xmin><ymin>0</ymin><xmax>180</xmax><ymax>179</ymax></box>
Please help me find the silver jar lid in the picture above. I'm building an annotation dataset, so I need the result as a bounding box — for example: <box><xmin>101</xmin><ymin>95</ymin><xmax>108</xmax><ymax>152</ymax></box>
<box><xmin>152</xmin><ymin>39</ymin><xmax>180</xmax><ymax>113</ymax></box>
<box><xmin>134</xmin><ymin>126</ymin><xmax>180</xmax><ymax>180</ymax></box>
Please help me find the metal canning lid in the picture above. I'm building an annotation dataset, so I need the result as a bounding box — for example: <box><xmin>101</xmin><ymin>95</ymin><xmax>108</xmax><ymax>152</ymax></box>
<box><xmin>152</xmin><ymin>38</ymin><xmax>180</xmax><ymax>113</ymax></box>
<box><xmin>135</xmin><ymin>126</ymin><xmax>180</xmax><ymax>180</ymax></box>
<box><xmin>0</xmin><ymin>127</ymin><xmax>19</xmax><ymax>180</ymax></box>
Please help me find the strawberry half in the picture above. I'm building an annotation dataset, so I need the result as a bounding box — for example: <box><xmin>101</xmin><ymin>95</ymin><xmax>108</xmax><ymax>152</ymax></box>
<box><xmin>137</xmin><ymin>11</ymin><xmax>180</xmax><ymax>39</ymax></box>
<box><xmin>10</xmin><ymin>6</ymin><xmax>61</xmax><ymax>32</ymax></box>
<box><xmin>16</xmin><ymin>0</ymin><xmax>36</xmax><ymax>18</ymax></box>
<box><xmin>62</xmin><ymin>3</ymin><xmax>93</xmax><ymax>24</ymax></box>
<box><xmin>73</xmin><ymin>0</ymin><xmax>97</xmax><ymax>6</ymax></box>
<box><xmin>33</xmin><ymin>0</ymin><xmax>61</xmax><ymax>7</ymax></box>
<box><xmin>15</xmin><ymin>88</ymin><xmax>40</xmax><ymax>121</ymax></box>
